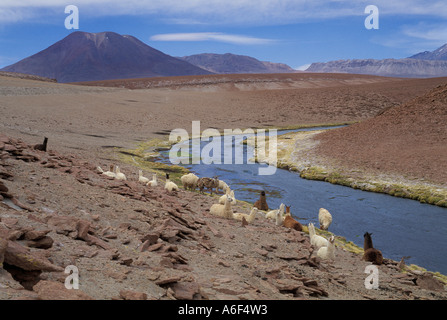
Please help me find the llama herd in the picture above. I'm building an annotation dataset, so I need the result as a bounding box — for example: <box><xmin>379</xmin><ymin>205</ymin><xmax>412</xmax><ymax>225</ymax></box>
<box><xmin>97</xmin><ymin>165</ymin><xmax>383</xmax><ymax>265</ymax></box>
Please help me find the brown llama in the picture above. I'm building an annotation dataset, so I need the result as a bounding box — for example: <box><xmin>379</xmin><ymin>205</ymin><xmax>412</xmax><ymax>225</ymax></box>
<box><xmin>253</xmin><ymin>191</ymin><xmax>268</xmax><ymax>211</ymax></box>
<box><xmin>363</xmin><ymin>232</ymin><xmax>383</xmax><ymax>265</ymax></box>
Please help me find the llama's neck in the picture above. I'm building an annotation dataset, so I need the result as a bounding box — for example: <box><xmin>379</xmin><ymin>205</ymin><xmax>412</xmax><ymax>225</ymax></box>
<box><xmin>276</xmin><ymin>212</ymin><xmax>283</xmax><ymax>226</ymax></box>
<box><xmin>224</xmin><ymin>199</ymin><xmax>233</xmax><ymax>218</ymax></box>
<box><xmin>309</xmin><ymin>224</ymin><xmax>315</xmax><ymax>237</ymax></box>
<box><xmin>364</xmin><ymin>237</ymin><xmax>374</xmax><ymax>250</ymax></box>
<box><xmin>247</xmin><ymin>209</ymin><xmax>257</xmax><ymax>223</ymax></box>
<box><xmin>327</xmin><ymin>240</ymin><xmax>335</xmax><ymax>255</ymax></box>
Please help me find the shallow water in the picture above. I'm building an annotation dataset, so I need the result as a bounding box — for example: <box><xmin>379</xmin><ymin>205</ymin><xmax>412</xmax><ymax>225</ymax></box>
<box><xmin>158</xmin><ymin>126</ymin><xmax>447</xmax><ymax>274</ymax></box>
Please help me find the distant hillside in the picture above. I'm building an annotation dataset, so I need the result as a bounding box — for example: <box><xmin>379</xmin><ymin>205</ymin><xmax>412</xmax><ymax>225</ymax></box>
<box><xmin>306</xmin><ymin>43</ymin><xmax>447</xmax><ymax>78</ymax></box>
<box><xmin>179</xmin><ymin>53</ymin><xmax>296</xmax><ymax>74</ymax></box>
<box><xmin>1</xmin><ymin>31</ymin><xmax>212</xmax><ymax>83</ymax></box>
<box><xmin>316</xmin><ymin>82</ymin><xmax>447</xmax><ymax>185</ymax></box>
<box><xmin>306</xmin><ymin>58</ymin><xmax>447</xmax><ymax>78</ymax></box>
<box><xmin>409</xmin><ymin>43</ymin><xmax>447</xmax><ymax>60</ymax></box>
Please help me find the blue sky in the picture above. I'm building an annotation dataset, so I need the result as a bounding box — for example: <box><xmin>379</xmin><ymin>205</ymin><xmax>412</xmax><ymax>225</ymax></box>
<box><xmin>1</xmin><ymin>1</ymin><xmax>447</xmax><ymax>69</ymax></box>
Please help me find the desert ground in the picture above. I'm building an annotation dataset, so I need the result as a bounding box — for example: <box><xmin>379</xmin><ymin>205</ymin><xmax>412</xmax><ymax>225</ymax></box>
<box><xmin>1</xmin><ymin>72</ymin><xmax>446</xmax><ymax>301</ymax></box>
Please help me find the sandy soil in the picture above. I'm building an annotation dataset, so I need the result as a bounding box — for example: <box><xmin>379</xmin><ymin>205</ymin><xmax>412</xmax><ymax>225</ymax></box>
<box><xmin>2</xmin><ymin>73</ymin><xmax>447</xmax><ymax>163</ymax></box>
<box><xmin>314</xmin><ymin>82</ymin><xmax>447</xmax><ymax>186</ymax></box>
<box><xmin>1</xmin><ymin>73</ymin><xmax>447</xmax><ymax>301</ymax></box>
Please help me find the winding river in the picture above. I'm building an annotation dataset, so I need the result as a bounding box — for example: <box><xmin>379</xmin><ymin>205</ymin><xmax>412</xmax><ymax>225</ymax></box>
<box><xmin>158</xmin><ymin>126</ymin><xmax>447</xmax><ymax>274</ymax></box>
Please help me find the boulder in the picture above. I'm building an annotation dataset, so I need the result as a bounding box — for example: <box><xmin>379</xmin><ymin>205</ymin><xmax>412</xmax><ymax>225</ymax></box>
<box><xmin>33</xmin><ymin>280</ymin><xmax>94</xmax><ymax>300</ymax></box>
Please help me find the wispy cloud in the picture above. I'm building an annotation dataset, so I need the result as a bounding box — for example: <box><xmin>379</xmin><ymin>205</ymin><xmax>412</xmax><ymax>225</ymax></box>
<box><xmin>2</xmin><ymin>1</ymin><xmax>447</xmax><ymax>25</ymax></box>
<box><xmin>150</xmin><ymin>32</ymin><xmax>276</xmax><ymax>45</ymax></box>
<box><xmin>401</xmin><ymin>22</ymin><xmax>447</xmax><ymax>42</ymax></box>
<box><xmin>371</xmin><ymin>21</ymin><xmax>447</xmax><ymax>55</ymax></box>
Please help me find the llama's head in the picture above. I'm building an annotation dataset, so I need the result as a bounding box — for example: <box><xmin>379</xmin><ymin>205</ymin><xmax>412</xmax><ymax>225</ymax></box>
<box><xmin>166</xmin><ymin>173</ymin><xmax>170</xmax><ymax>179</ymax></box>
<box><xmin>286</xmin><ymin>205</ymin><xmax>291</xmax><ymax>213</ymax></box>
<box><xmin>329</xmin><ymin>236</ymin><xmax>335</xmax><ymax>244</ymax></box>
<box><xmin>260</xmin><ymin>191</ymin><xmax>265</xmax><ymax>196</ymax></box>
<box><xmin>364</xmin><ymin>232</ymin><xmax>373</xmax><ymax>239</ymax></box>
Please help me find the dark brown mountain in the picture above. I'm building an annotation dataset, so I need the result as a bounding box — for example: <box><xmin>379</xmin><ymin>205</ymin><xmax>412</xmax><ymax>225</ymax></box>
<box><xmin>179</xmin><ymin>53</ymin><xmax>296</xmax><ymax>74</ymax></box>
<box><xmin>1</xmin><ymin>31</ymin><xmax>212</xmax><ymax>83</ymax></box>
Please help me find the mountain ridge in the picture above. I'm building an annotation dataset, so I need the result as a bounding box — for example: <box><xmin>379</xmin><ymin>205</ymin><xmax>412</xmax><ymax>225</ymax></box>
<box><xmin>306</xmin><ymin>43</ymin><xmax>447</xmax><ymax>78</ymax></box>
<box><xmin>179</xmin><ymin>53</ymin><xmax>296</xmax><ymax>74</ymax></box>
<box><xmin>1</xmin><ymin>31</ymin><xmax>212</xmax><ymax>83</ymax></box>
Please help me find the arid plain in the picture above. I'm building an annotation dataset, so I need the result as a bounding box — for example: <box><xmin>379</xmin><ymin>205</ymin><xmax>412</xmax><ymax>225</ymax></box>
<box><xmin>1</xmin><ymin>72</ymin><xmax>446</xmax><ymax>300</ymax></box>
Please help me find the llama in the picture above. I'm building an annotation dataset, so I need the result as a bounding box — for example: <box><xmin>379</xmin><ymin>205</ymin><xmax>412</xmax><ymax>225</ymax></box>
<box><xmin>34</xmin><ymin>137</ymin><xmax>48</xmax><ymax>152</ymax></box>
<box><xmin>97</xmin><ymin>165</ymin><xmax>116</xmax><ymax>178</ymax></box>
<box><xmin>318</xmin><ymin>208</ymin><xmax>332</xmax><ymax>230</ymax></box>
<box><xmin>363</xmin><ymin>232</ymin><xmax>383</xmax><ymax>265</ymax></box>
<box><xmin>275</xmin><ymin>209</ymin><xmax>284</xmax><ymax>226</ymax></box>
<box><xmin>197</xmin><ymin>176</ymin><xmax>219</xmax><ymax>194</ymax></box>
<box><xmin>265</xmin><ymin>203</ymin><xmax>284</xmax><ymax>220</ymax></box>
<box><xmin>308</xmin><ymin>222</ymin><xmax>328</xmax><ymax>248</ymax></box>
<box><xmin>218</xmin><ymin>180</ymin><xmax>229</xmax><ymax>193</ymax></box>
<box><xmin>219</xmin><ymin>189</ymin><xmax>236</xmax><ymax>205</ymax></box>
<box><xmin>209</xmin><ymin>195</ymin><xmax>234</xmax><ymax>219</ymax></box>
<box><xmin>138</xmin><ymin>170</ymin><xmax>149</xmax><ymax>184</ymax></box>
<box><xmin>233</xmin><ymin>207</ymin><xmax>258</xmax><ymax>223</ymax></box>
<box><xmin>164</xmin><ymin>173</ymin><xmax>179</xmax><ymax>192</ymax></box>
<box><xmin>181</xmin><ymin>173</ymin><xmax>199</xmax><ymax>191</ymax></box>
<box><xmin>147</xmin><ymin>174</ymin><xmax>158</xmax><ymax>187</ymax></box>
<box><xmin>317</xmin><ymin>236</ymin><xmax>336</xmax><ymax>260</ymax></box>
<box><xmin>114</xmin><ymin>166</ymin><xmax>127</xmax><ymax>181</ymax></box>
<box><xmin>283</xmin><ymin>215</ymin><xmax>302</xmax><ymax>231</ymax></box>
<box><xmin>254</xmin><ymin>191</ymin><xmax>268</xmax><ymax>211</ymax></box>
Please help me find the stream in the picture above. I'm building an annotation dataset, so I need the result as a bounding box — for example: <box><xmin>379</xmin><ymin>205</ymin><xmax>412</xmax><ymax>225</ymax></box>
<box><xmin>157</xmin><ymin>126</ymin><xmax>447</xmax><ymax>274</ymax></box>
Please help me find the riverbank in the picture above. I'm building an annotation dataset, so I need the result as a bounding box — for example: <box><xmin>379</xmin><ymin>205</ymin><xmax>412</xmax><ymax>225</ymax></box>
<box><xmin>2</xmin><ymin>128</ymin><xmax>447</xmax><ymax>300</ymax></box>
<box><xmin>114</xmin><ymin>133</ymin><xmax>447</xmax><ymax>282</ymax></box>
<box><xmin>247</xmin><ymin>129</ymin><xmax>447</xmax><ymax>209</ymax></box>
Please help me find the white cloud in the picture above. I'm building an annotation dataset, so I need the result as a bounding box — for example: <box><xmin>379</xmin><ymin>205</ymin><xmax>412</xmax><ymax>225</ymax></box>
<box><xmin>372</xmin><ymin>21</ymin><xmax>447</xmax><ymax>55</ymax></box>
<box><xmin>402</xmin><ymin>22</ymin><xmax>447</xmax><ymax>42</ymax></box>
<box><xmin>150</xmin><ymin>32</ymin><xmax>276</xmax><ymax>45</ymax></box>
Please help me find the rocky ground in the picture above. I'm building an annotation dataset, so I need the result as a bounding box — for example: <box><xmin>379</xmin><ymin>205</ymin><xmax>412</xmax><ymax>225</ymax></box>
<box><xmin>1</xmin><ymin>134</ymin><xmax>446</xmax><ymax>301</ymax></box>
